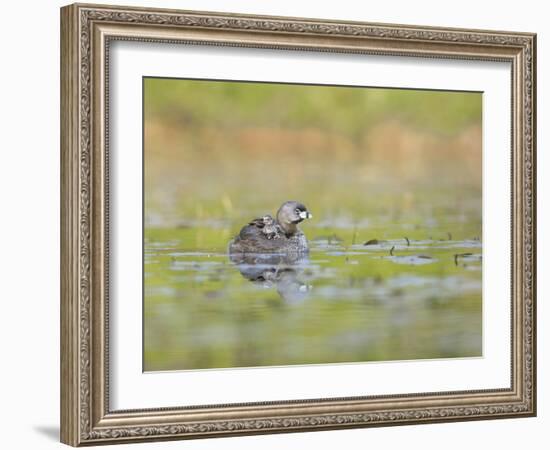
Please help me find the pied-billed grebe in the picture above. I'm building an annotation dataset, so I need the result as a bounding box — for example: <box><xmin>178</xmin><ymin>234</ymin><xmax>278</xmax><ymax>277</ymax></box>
<box><xmin>229</xmin><ymin>201</ymin><xmax>312</xmax><ymax>254</ymax></box>
<box><xmin>248</xmin><ymin>215</ymin><xmax>281</xmax><ymax>240</ymax></box>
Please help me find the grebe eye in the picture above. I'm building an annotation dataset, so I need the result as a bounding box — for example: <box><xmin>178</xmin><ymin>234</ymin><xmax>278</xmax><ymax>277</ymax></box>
<box><xmin>295</xmin><ymin>208</ymin><xmax>300</xmax><ymax>214</ymax></box>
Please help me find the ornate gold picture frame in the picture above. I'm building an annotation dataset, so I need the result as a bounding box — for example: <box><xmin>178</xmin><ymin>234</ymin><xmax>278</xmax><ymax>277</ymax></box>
<box><xmin>60</xmin><ymin>2</ymin><xmax>536</xmax><ymax>446</ymax></box>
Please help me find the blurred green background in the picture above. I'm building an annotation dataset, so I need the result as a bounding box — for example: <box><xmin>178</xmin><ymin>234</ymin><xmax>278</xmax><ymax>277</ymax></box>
<box><xmin>143</xmin><ymin>77</ymin><xmax>482</xmax><ymax>371</ymax></box>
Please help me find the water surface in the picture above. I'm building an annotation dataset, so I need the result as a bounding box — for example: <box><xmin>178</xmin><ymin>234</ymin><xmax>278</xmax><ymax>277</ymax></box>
<box><xmin>142</xmin><ymin>79</ymin><xmax>483</xmax><ymax>371</ymax></box>
<box><xmin>144</xmin><ymin>219</ymin><xmax>482</xmax><ymax>371</ymax></box>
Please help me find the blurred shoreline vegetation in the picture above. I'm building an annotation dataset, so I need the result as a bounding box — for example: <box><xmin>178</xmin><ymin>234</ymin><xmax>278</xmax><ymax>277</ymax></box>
<box><xmin>143</xmin><ymin>77</ymin><xmax>481</xmax><ymax>236</ymax></box>
<box><xmin>145</xmin><ymin>78</ymin><xmax>481</xmax><ymax>137</ymax></box>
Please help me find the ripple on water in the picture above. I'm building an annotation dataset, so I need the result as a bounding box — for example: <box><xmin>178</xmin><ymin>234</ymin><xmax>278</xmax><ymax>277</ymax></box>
<box><xmin>384</xmin><ymin>255</ymin><xmax>437</xmax><ymax>265</ymax></box>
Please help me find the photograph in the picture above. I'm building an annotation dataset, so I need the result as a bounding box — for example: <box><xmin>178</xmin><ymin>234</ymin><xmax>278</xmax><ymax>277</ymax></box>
<box><xmin>143</xmin><ymin>78</ymin><xmax>483</xmax><ymax>372</ymax></box>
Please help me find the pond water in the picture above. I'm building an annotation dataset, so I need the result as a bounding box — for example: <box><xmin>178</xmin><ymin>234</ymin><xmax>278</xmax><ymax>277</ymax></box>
<box><xmin>144</xmin><ymin>222</ymin><xmax>482</xmax><ymax>371</ymax></box>
<box><xmin>142</xmin><ymin>78</ymin><xmax>483</xmax><ymax>372</ymax></box>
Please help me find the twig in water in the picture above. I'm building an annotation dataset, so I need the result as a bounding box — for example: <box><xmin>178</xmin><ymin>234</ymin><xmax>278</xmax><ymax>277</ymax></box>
<box><xmin>390</xmin><ymin>246</ymin><xmax>395</xmax><ymax>256</ymax></box>
<box><xmin>404</xmin><ymin>237</ymin><xmax>410</xmax><ymax>246</ymax></box>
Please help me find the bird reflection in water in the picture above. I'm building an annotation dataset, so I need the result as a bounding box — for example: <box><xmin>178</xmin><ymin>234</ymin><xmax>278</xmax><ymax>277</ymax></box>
<box><xmin>228</xmin><ymin>252</ymin><xmax>312</xmax><ymax>303</ymax></box>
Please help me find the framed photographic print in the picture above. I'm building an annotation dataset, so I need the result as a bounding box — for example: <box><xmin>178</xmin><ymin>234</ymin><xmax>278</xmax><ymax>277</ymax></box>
<box><xmin>60</xmin><ymin>3</ymin><xmax>537</xmax><ymax>446</ymax></box>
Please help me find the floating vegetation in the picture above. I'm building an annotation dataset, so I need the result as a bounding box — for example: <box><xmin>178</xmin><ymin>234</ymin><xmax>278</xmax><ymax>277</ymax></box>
<box><xmin>454</xmin><ymin>252</ymin><xmax>473</xmax><ymax>265</ymax></box>
<box><xmin>454</xmin><ymin>252</ymin><xmax>482</xmax><ymax>267</ymax></box>
<box><xmin>364</xmin><ymin>239</ymin><xmax>381</xmax><ymax>246</ymax></box>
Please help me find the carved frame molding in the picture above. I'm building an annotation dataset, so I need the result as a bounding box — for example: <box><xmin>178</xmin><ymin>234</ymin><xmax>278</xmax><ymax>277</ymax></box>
<box><xmin>61</xmin><ymin>3</ymin><xmax>536</xmax><ymax>446</ymax></box>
